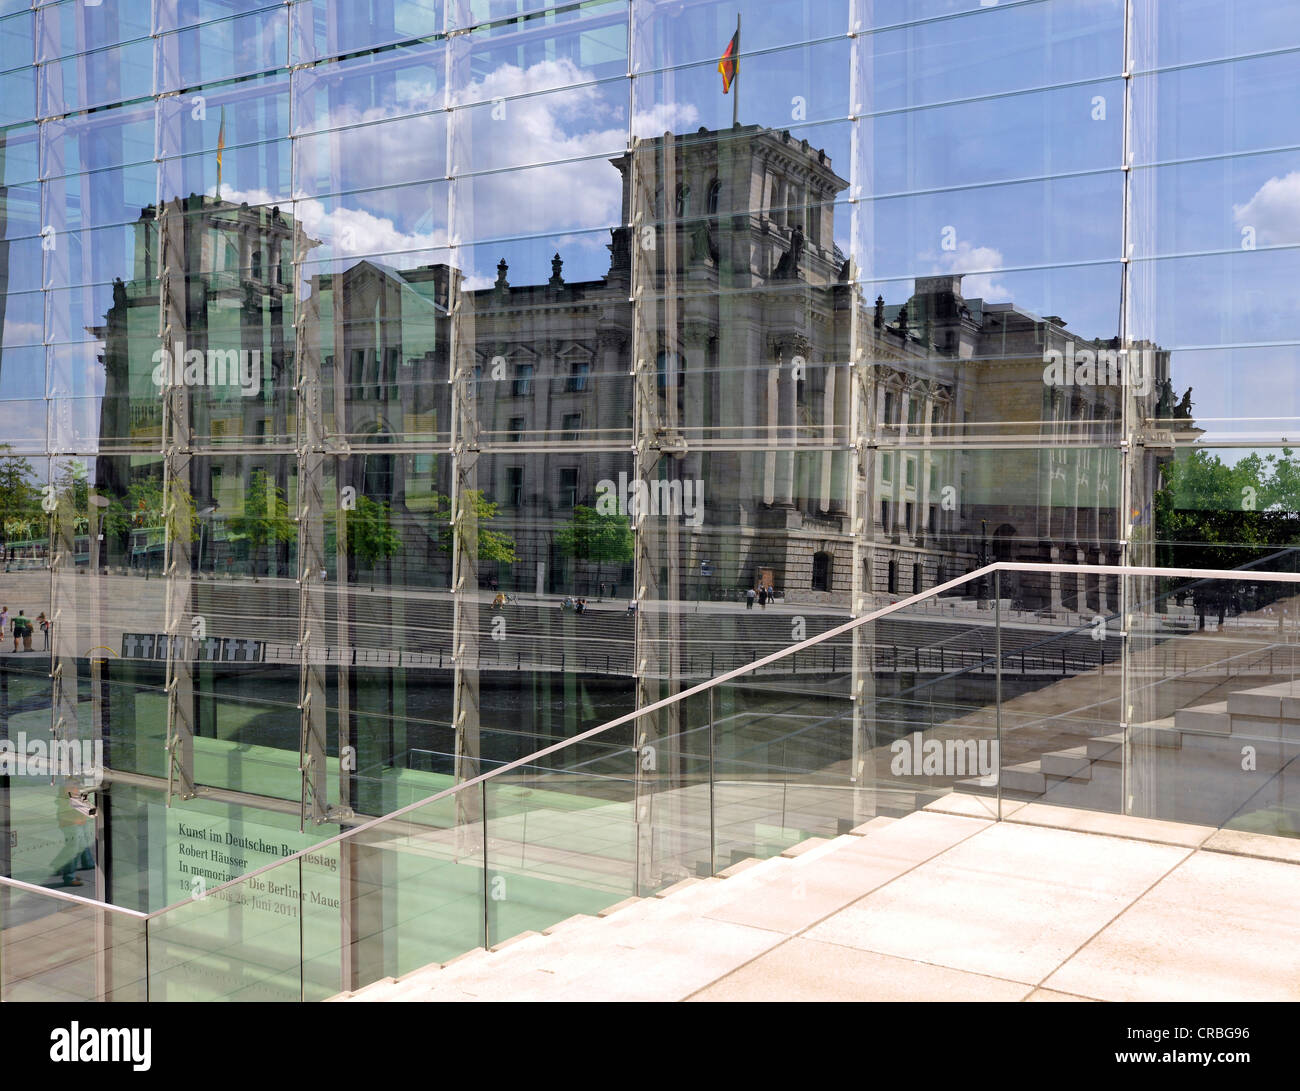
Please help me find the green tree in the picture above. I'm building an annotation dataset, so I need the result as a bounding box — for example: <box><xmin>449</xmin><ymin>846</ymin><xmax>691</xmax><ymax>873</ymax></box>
<box><xmin>344</xmin><ymin>495</ymin><xmax>403</xmax><ymax>588</ymax></box>
<box><xmin>430</xmin><ymin>490</ymin><xmax>516</xmax><ymax>564</ymax></box>
<box><xmin>555</xmin><ymin>505</ymin><xmax>633</xmax><ymax>588</ymax></box>
<box><xmin>104</xmin><ymin>476</ymin><xmax>199</xmax><ymax>548</ymax></box>
<box><xmin>227</xmin><ymin>469</ymin><xmax>296</xmax><ymax>578</ymax></box>
<box><xmin>0</xmin><ymin>446</ymin><xmax>41</xmax><ymax>542</ymax></box>
<box><xmin>1155</xmin><ymin>449</ymin><xmax>1300</xmax><ymax>626</ymax></box>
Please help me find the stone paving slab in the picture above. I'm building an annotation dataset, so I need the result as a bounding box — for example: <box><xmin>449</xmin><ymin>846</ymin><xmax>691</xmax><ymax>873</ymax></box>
<box><xmin>1042</xmin><ymin>850</ymin><xmax>1300</xmax><ymax>1002</ymax></box>
<box><xmin>688</xmin><ymin>938</ymin><xmax>1032</xmax><ymax>1002</ymax></box>
<box><xmin>337</xmin><ymin>807</ymin><xmax>1300</xmax><ymax>1002</ymax></box>
<box><xmin>802</xmin><ymin>822</ymin><xmax>1191</xmax><ymax>985</ymax></box>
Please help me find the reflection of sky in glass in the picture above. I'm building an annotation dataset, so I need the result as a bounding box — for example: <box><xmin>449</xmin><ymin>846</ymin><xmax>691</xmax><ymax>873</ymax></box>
<box><xmin>0</xmin><ymin>0</ymin><xmax>1293</xmax><ymax>429</ymax></box>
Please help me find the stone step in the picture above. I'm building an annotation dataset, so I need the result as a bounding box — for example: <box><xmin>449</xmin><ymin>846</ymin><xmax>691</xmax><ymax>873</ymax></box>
<box><xmin>1040</xmin><ymin>747</ymin><xmax>1092</xmax><ymax>780</ymax></box>
<box><xmin>849</xmin><ymin>815</ymin><xmax>898</xmax><ymax>835</ymax></box>
<box><xmin>1130</xmin><ymin>721</ymin><xmax>1183</xmax><ymax>750</ymax></box>
<box><xmin>1173</xmin><ymin>701</ymin><xmax>1231</xmax><ymax>735</ymax></box>
<box><xmin>338</xmin><ymin>975</ymin><xmax>396</xmax><ymax>1002</ymax></box>
<box><xmin>1226</xmin><ymin>683</ymin><xmax>1298</xmax><ymax>719</ymax></box>
<box><xmin>999</xmin><ymin>761</ymin><xmax>1047</xmax><ymax>795</ymax></box>
<box><xmin>1086</xmin><ymin>733</ymin><xmax>1124</xmax><ymax>762</ymax></box>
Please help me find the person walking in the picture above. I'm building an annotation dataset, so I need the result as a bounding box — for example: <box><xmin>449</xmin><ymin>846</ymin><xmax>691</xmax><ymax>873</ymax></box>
<box><xmin>37</xmin><ymin>612</ymin><xmax>49</xmax><ymax>650</ymax></box>
<box><xmin>10</xmin><ymin>609</ymin><xmax>20</xmax><ymax>652</ymax></box>
<box><xmin>0</xmin><ymin>607</ymin><xmax>9</xmax><ymax>644</ymax></box>
<box><xmin>745</xmin><ymin>587</ymin><xmax>756</xmax><ymax>610</ymax></box>
<box><xmin>53</xmin><ymin>780</ymin><xmax>94</xmax><ymax>887</ymax></box>
<box><xmin>16</xmin><ymin>610</ymin><xmax>31</xmax><ymax>651</ymax></box>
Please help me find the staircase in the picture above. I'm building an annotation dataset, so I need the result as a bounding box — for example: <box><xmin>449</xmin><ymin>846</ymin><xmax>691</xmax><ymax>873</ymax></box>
<box><xmin>326</xmin><ymin>800</ymin><xmax>1300</xmax><ymax>1002</ymax></box>
<box><xmin>330</xmin><ymin>813</ymin><xmax>913</xmax><ymax>1003</ymax></box>
<box><xmin>959</xmin><ymin>679</ymin><xmax>1300</xmax><ymax>832</ymax></box>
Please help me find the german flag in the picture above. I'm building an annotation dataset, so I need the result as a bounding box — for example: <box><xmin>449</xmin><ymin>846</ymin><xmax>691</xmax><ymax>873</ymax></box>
<box><xmin>718</xmin><ymin>27</ymin><xmax>739</xmax><ymax>94</ymax></box>
<box><xmin>216</xmin><ymin>106</ymin><xmax>226</xmax><ymax>198</ymax></box>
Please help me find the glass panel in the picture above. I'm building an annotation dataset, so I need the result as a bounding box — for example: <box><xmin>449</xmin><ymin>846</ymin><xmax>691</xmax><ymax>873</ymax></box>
<box><xmin>1129</xmin><ymin>572</ymin><xmax>1300</xmax><ymax>838</ymax></box>
<box><xmin>0</xmin><ymin>885</ymin><xmax>146</xmax><ymax>1001</ymax></box>
<box><xmin>484</xmin><ymin>756</ymin><xmax>635</xmax><ymax>943</ymax></box>
<box><xmin>335</xmin><ymin>791</ymin><xmax>485</xmax><ymax>985</ymax></box>
<box><xmin>145</xmin><ymin>855</ymin><xmax>307</xmax><ymax>1001</ymax></box>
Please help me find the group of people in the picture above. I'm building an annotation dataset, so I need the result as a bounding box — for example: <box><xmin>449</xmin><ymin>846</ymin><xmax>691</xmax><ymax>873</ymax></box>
<box><xmin>0</xmin><ymin>606</ymin><xmax>49</xmax><ymax>651</ymax></box>
<box><xmin>560</xmin><ymin>596</ymin><xmax>589</xmax><ymax>614</ymax></box>
<box><xmin>745</xmin><ymin>586</ymin><xmax>777</xmax><ymax>609</ymax></box>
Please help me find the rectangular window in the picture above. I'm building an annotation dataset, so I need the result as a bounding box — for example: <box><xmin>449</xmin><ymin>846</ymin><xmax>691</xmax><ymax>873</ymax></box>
<box><xmin>506</xmin><ymin>466</ymin><xmax>524</xmax><ymax>507</ymax></box>
<box><xmin>562</xmin><ymin>412</ymin><xmax>581</xmax><ymax>440</ymax></box>
<box><xmin>881</xmin><ymin>452</ymin><xmax>893</xmax><ymax>482</ymax></box>
<box><xmin>559</xmin><ymin>467</ymin><xmax>578</xmax><ymax>508</ymax></box>
<box><xmin>513</xmin><ymin>363</ymin><xmax>534</xmax><ymax>396</ymax></box>
<box><xmin>509</xmin><ymin>416</ymin><xmax>525</xmax><ymax>441</ymax></box>
<box><xmin>905</xmin><ymin>459</ymin><xmax>916</xmax><ymax>489</ymax></box>
<box><xmin>566</xmin><ymin>361</ymin><xmax>590</xmax><ymax>392</ymax></box>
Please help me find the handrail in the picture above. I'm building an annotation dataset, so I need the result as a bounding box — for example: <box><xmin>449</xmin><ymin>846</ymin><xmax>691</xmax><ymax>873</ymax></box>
<box><xmin>139</xmin><ymin>559</ymin><xmax>1300</xmax><ymax>919</ymax></box>
<box><xmin>0</xmin><ymin>873</ymin><xmax>149</xmax><ymax>919</ymax></box>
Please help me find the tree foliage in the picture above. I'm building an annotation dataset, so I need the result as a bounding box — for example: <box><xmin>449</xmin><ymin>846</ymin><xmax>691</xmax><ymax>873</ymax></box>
<box><xmin>1155</xmin><ymin>448</ymin><xmax>1300</xmax><ymax>624</ymax></box>
<box><xmin>345</xmin><ymin>495</ymin><xmax>403</xmax><ymax>570</ymax></box>
<box><xmin>430</xmin><ymin>490</ymin><xmax>516</xmax><ymax>563</ymax></box>
<box><xmin>555</xmin><ymin>505</ymin><xmax>633</xmax><ymax>566</ymax></box>
<box><xmin>227</xmin><ymin>469</ymin><xmax>295</xmax><ymax>573</ymax></box>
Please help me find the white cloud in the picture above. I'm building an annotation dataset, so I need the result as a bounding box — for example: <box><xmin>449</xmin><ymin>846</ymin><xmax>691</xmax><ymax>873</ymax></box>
<box><xmin>1233</xmin><ymin>171</ymin><xmax>1300</xmax><ymax>246</ymax></box>
<box><xmin>924</xmin><ymin>240</ymin><xmax>1011</xmax><ymax>301</ymax></box>
<box><xmin>218</xmin><ymin>59</ymin><xmax>700</xmax><ymax>284</ymax></box>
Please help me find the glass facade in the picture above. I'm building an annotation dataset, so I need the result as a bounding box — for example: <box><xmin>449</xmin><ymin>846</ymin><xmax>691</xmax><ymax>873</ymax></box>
<box><xmin>1</xmin><ymin>0</ymin><xmax>1299</xmax><ymax>997</ymax></box>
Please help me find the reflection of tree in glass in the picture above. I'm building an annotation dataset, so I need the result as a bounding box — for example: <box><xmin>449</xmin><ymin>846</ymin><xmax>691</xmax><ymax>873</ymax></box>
<box><xmin>556</xmin><ymin>505</ymin><xmax>633</xmax><ymax>589</ymax></box>
<box><xmin>227</xmin><ymin>468</ymin><xmax>295</xmax><ymax>579</ymax></box>
<box><xmin>103</xmin><ymin>476</ymin><xmax>199</xmax><ymax>551</ymax></box>
<box><xmin>1156</xmin><ymin>449</ymin><xmax>1300</xmax><ymax>627</ymax></box>
<box><xmin>430</xmin><ymin>490</ymin><xmax>516</xmax><ymax>564</ymax></box>
<box><xmin>53</xmin><ymin>461</ymin><xmax>90</xmax><ymax>534</ymax></box>
<box><xmin>0</xmin><ymin>445</ymin><xmax>41</xmax><ymax>541</ymax></box>
<box><xmin>343</xmin><ymin>495</ymin><xmax>402</xmax><ymax>589</ymax></box>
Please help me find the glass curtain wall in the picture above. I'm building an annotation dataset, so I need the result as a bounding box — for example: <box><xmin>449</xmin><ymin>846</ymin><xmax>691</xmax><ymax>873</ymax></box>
<box><xmin>0</xmin><ymin>0</ymin><xmax>1297</xmax><ymax>932</ymax></box>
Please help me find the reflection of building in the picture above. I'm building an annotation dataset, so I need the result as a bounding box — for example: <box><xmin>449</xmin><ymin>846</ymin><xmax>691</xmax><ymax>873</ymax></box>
<box><xmin>94</xmin><ymin>126</ymin><xmax>1172</xmax><ymax>611</ymax></box>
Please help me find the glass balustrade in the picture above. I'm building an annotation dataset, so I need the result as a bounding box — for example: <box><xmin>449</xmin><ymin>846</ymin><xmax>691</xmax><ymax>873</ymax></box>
<box><xmin>4</xmin><ymin>561</ymin><xmax>1299</xmax><ymax>999</ymax></box>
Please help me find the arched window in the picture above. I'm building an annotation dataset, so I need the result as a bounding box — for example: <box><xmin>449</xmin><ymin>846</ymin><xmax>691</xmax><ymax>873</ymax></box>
<box><xmin>811</xmin><ymin>551</ymin><xmax>832</xmax><ymax>592</ymax></box>
<box><xmin>675</xmin><ymin>183</ymin><xmax>691</xmax><ymax>217</ymax></box>
<box><xmin>707</xmin><ymin>179</ymin><xmax>722</xmax><ymax>215</ymax></box>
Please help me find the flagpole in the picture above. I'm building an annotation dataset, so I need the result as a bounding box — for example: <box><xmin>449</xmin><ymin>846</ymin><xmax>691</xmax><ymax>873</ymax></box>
<box><xmin>733</xmin><ymin>13</ymin><xmax>740</xmax><ymax>127</ymax></box>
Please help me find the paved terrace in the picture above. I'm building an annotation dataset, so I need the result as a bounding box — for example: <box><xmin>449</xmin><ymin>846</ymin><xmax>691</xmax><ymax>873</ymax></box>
<box><xmin>337</xmin><ymin>795</ymin><xmax>1300</xmax><ymax>1002</ymax></box>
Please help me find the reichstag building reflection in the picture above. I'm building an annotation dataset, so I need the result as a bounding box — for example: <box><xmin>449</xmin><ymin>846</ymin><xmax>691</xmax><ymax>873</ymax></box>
<box><xmin>1</xmin><ymin>0</ymin><xmax>1296</xmax><ymax>936</ymax></box>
